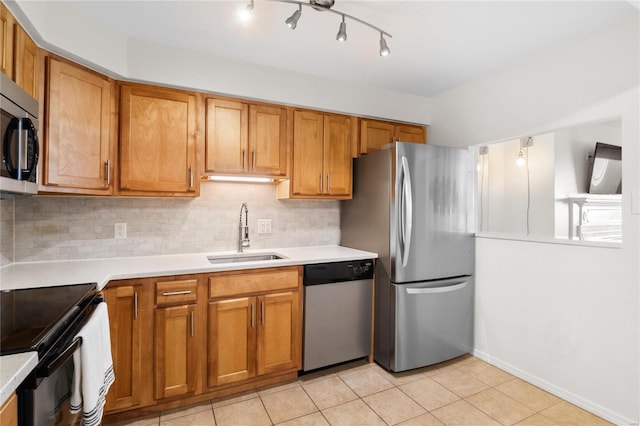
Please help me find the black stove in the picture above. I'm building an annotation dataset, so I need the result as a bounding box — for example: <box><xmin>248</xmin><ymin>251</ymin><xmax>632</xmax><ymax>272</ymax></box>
<box><xmin>0</xmin><ymin>283</ymin><xmax>98</xmax><ymax>357</ymax></box>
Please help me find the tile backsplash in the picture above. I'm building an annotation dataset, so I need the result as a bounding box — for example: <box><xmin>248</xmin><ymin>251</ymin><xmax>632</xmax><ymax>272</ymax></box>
<box><xmin>7</xmin><ymin>182</ymin><xmax>340</xmax><ymax>262</ymax></box>
<box><xmin>1</xmin><ymin>198</ymin><xmax>14</xmax><ymax>266</ymax></box>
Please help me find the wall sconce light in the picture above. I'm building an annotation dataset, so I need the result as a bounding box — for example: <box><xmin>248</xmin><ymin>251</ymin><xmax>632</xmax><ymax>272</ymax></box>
<box><xmin>516</xmin><ymin>137</ymin><xmax>533</xmax><ymax>168</ymax></box>
<box><xmin>477</xmin><ymin>146</ymin><xmax>488</xmax><ymax>172</ymax></box>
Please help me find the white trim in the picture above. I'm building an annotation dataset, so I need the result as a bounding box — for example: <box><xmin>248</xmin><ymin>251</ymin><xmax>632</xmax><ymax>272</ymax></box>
<box><xmin>472</xmin><ymin>348</ymin><xmax>637</xmax><ymax>426</ymax></box>
<box><xmin>475</xmin><ymin>232</ymin><xmax>621</xmax><ymax>249</ymax></box>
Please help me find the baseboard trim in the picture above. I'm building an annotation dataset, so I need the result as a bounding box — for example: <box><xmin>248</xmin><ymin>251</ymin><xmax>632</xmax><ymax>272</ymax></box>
<box><xmin>472</xmin><ymin>349</ymin><xmax>637</xmax><ymax>425</ymax></box>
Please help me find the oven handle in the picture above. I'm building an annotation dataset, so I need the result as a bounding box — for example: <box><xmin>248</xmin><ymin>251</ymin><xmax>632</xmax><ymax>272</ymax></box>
<box><xmin>35</xmin><ymin>294</ymin><xmax>103</xmax><ymax>378</ymax></box>
<box><xmin>37</xmin><ymin>337</ymin><xmax>82</xmax><ymax>378</ymax></box>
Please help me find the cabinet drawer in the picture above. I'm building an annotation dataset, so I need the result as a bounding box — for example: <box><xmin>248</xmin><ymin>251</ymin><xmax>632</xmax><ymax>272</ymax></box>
<box><xmin>156</xmin><ymin>279</ymin><xmax>197</xmax><ymax>305</ymax></box>
<box><xmin>209</xmin><ymin>268</ymin><xmax>300</xmax><ymax>299</ymax></box>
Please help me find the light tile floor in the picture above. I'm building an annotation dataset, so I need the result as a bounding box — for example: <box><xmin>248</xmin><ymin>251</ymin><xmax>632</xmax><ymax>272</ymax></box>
<box><xmin>111</xmin><ymin>355</ymin><xmax>612</xmax><ymax>426</ymax></box>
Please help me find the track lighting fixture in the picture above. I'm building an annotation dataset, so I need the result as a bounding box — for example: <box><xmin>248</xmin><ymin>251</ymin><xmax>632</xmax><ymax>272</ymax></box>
<box><xmin>285</xmin><ymin>4</ymin><xmax>302</xmax><ymax>29</ymax></box>
<box><xmin>251</xmin><ymin>0</ymin><xmax>391</xmax><ymax>56</ymax></box>
<box><xmin>336</xmin><ymin>15</ymin><xmax>347</xmax><ymax>42</ymax></box>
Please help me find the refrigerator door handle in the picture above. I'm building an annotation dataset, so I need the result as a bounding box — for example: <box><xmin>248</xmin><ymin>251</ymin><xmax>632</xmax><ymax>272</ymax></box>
<box><xmin>400</xmin><ymin>156</ymin><xmax>413</xmax><ymax>267</ymax></box>
<box><xmin>406</xmin><ymin>281</ymin><xmax>468</xmax><ymax>294</ymax></box>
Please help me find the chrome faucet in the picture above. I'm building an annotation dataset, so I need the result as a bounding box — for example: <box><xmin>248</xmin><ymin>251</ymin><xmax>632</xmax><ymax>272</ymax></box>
<box><xmin>238</xmin><ymin>203</ymin><xmax>250</xmax><ymax>253</ymax></box>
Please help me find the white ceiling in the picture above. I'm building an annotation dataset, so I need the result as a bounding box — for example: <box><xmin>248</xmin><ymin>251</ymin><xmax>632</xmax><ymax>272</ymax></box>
<box><xmin>66</xmin><ymin>1</ymin><xmax>637</xmax><ymax>97</ymax></box>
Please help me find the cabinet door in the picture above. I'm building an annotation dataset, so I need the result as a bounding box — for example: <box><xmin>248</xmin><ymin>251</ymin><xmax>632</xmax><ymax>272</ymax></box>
<box><xmin>0</xmin><ymin>3</ymin><xmax>14</xmax><ymax>79</ymax></box>
<box><xmin>257</xmin><ymin>292</ymin><xmax>300</xmax><ymax>375</ymax></box>
<box><xmin>119</xmin><ymin>84</ymin><xmax>198</xmax><ymax>196</ymax></box>
<box><xmin>249</xmin><ymin>105</ymin><xmax>288</xmax><ymax>176</ymax></box>
<box><xmin>13</xmin><ymin>25</ymin><xmax>38</xmax><ymax>100</ymax></box>
<box><xmin>104</xmin><ymin>285</ymin><xmax>143</xmax><ymax>411</ymax></box>
<box><xmin>395</xmin><ymin>124</ymin><xmax>426</xmax><ymax>144</ymax></box>
<box><xmin>360</xmin><ymin>119</ymin><xmax>395</xmax><ymax>154</ymax></box>
<box><xmin>155</xmin><ymin>304</ymin><xmax>197</xmax><ymax>399</ymax></box>
<box><xmin>208</xmin><ymin>297</ymin><xmax>256</xmax><ymax>387</ymax></box>
<box><xmin>323</xmin><ymin>114</ymin><xmax>352</xmax><ymax>197</ymax></box>
<box><xmin>205</xmin><ymin>98</ymin><xmax>248</xmax><ymax>174</ymax></box>
<box><xmin>44</xmin><ymin>58</ymin><xmax>115</xmax><ymax>194</ymax></box>
<box><xmin>0</xmin><ymin>392</ymin><xmax>17</xmax><ymax>426</ymax></box>
<box><xmin>291</xmin><ymin>110</ymin><xmax>324</xmax><ymax>195</ymax></box>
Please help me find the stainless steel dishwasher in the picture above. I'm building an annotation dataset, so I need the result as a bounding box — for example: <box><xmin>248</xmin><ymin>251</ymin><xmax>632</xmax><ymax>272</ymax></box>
<box><xmin>303</xmin><ymin>259</ymin><xmax>374</xmax><ymax>372</ymax></box>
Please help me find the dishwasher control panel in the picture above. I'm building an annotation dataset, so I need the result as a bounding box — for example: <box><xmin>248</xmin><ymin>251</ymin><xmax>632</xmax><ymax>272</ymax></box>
<box><xmin>303</xmin><ymin>259</ymin><xmax>374</xmax><ymax>286</ymax></box>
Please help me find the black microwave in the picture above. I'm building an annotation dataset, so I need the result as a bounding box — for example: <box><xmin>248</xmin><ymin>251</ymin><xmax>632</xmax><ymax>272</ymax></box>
<box><xmin>0</xmin><ymin>72</ymin><xmax>39</xmax><ymax>195</ymax></box>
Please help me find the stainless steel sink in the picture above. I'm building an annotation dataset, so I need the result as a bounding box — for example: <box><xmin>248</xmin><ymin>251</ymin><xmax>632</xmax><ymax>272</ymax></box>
<box><xmin>207</xmin><ymin>253</ymin><xmax>286</xmax><ymax>265</ymax></box>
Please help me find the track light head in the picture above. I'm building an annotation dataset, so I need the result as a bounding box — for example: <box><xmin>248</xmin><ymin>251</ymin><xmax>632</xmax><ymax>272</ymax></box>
<box><xmin>379</xmin><ymin>33</ymin><xmax>390</xmax><ymax>56</ymax></box>
<box><xmin>286</xmin><ymin>5</ymin><xmax>302</xmax><ymax>29</ymax></box>
<box><xmin>336</xmin><ymin>16</ymin><xmax>347</xmax><ymax>42</ymax></box>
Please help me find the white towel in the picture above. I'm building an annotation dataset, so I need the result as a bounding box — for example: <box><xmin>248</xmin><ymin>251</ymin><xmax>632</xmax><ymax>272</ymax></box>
<box><xmin>70</xmin><ymin>302</ymin><xmax>115</xmax><ymax>426</ymax></box>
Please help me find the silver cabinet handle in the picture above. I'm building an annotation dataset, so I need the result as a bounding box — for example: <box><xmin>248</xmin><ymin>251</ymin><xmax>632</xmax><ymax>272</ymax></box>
<box><xmin>190</xmin><ymin>311</ymin><xmax>194</xmax><ymax>337</ymax></box>
<box><xmin>406</xmin><ymin>281</ymin><xmax>468</xmax><ymax>295</ymax></box>
<box><xmin>189</xmin><ymin>165</ymin><xmax>194</xmax><ymax>188</ymax></box>
<box><xmin>327</xmin><ymin>173</ymin><xmax>331</xmax><ymax>193</ymax></box>
<box><xmin>162</xmin><ymin>290</ymin><xmax>192</xmax><ymax>296</ymax></box>
<box><xmin>133</xmin><ymin>291</ymin><xmax>138</xmax><ymax>320</ymax></box>
<box><xmin>261</xmin><ymin>301</ymin><xmax>265</xmax><ymax>325</ymax></box>
<box><xmin>252</xmin><ymin>150</ymin><xmax>256</xmax><ymax>170</ymax></box>
<box><xmin>251</xmin><ymin>302</ymin><xmax>255</xmax><ymax>327</ymax></box>
<box><xmin>242</xmin><ymin>149</ymin><xmax>246</xmax><ymax>170</ymax></box>
<box><xmin>319</xmin><ymin>174</ymin><xmax>323</xmax><ymax>193</ymax></box>
<box><xmin>105</xmin><ymin>160</ymin><xmax>111</xmax><ymax>185</ymax></box>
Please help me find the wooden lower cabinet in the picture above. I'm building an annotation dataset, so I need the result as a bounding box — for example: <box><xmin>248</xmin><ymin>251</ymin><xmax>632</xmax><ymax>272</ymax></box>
<box><xmin>104</xmin><ymin>266</ymin><xmax>302</xmax><ymax>421</ymax></box>
<box><xmin>0</xmin><ymin>392</ymin><xmax>17</xmax><ymax>426</ymax></box>
<box><xmin>154</xmin><ymin>304</ymin><xmax>198</xmax><ymax>399</ymax></box>
<box><xmin>208</xmin><ymin>291</ymin><xmax>300</xmax><ymax>388</ymax></box>
<box><xmin>104</xmin><ymin>284</ymin><xmax>146</xmax><ymax>411</ymax></box>
<box><xmin>208</xmin><ymin>297</ymin><xmax>256</xmax><ymax>387</ymax></box>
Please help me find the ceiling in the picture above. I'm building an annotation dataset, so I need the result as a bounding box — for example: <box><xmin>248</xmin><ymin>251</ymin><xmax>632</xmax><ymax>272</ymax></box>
<box><xmin>64</xmin><ymin>1</ymin><xmax>638</xmax><ymax>98</ymax></box>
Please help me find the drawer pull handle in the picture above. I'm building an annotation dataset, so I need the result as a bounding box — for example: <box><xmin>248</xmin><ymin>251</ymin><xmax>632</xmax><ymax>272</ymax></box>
<box><xmin>251</xmin><ymin>303</ymin><xmax>255</xmax><ymax>327</ymax></box>
<box><xmin>190</xmin><ymin>311</ymin><xmax>195</xmax><ymax>337</ymax></box>
<box><xmin>162</xmin><ymin>290</ymin><xmax>192</xmax><ymax>296</ymax></box>
<box><xmin>261</xmin><ymin>301</ymin><xmax>265</xmax><ymax>325</ymax></box>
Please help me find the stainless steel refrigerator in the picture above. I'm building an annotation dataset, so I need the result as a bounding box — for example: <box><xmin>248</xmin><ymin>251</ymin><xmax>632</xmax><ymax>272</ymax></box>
<box><xmin>341</xmin><ymin>142</ymin><xmax>475</xmax><ymax>372</ymax></box>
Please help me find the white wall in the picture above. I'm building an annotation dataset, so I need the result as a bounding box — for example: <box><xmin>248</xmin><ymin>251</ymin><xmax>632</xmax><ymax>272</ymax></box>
<box><xmin>9</xmin><ymin>1</ymin><xmax>432</xmax><ymax>124</ymax></box>
<box><xmin>431</xmin><ymin>15</ymin><xmax>639</xmax><ymax>425</ymax></box>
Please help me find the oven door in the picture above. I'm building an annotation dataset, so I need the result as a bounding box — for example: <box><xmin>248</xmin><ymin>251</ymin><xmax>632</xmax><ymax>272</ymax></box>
<box><xmin>18</xmin><ymin>338</ymin><xmax>83</xmax><ymax>426</ymax></box>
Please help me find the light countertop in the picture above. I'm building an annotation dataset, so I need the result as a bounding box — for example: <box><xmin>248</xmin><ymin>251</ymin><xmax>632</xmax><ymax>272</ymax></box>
<box><xmin>0</xmin><ymin>245</ymin><xmax>377</xmax><ymax>405</ymax></box>
<box><xmin>0</xmin><ymin>245</ymin><xmax>377</xmax><ymax>291</ymax></box>
<box><xmin>0</xmin><ymin>352</ymin><xmax>38</xmax><ymax>405</ymax></box>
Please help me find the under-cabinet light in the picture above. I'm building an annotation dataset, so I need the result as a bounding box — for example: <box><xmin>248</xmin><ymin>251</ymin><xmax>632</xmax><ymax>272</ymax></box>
<box><xmin>205</xmin><ymin>176</ymin><xmax>275</xmax><ymax>183</ymax></box>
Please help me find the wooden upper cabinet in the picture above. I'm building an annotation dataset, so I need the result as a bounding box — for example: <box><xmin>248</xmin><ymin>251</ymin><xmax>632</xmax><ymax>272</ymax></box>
<box><xmin>323</xmin><ymin>114</ymin><xmax>352</xmax><ymax>197</ymax></box>
<box><xmin>290</xmin><ymin>110</ymin><xmax>324</xmax><ymax>196</ymax></box>
<box><xmin>0</xmin><ymin>2</ymin><xmax>15</xmax><ymax>79</ymax></box>
<box><xmin>13</xmin><ymin>24</ymin><xmax>38</xmax><ymax>100</ymax></box>
<box><xmin>119</xmin><ymin>83</ymin><xmax>199</xmax><ymax>197</ymax></box>
<box><xmin>205</xmin><ymin>98</ymin><xmax>288</xmax><ymax>177</ymax></box>
<box><xmin>249</xmin><ymin>104</ymin><xmax>288</xmax><ymax>176</ymax></box>
<box><xmin>280</xmin><ymin>110</ymin><xmax>352</xmax><ymax>199</ymax></box>
<box><xmin>42</xmin><ymin>57</ymin><xmax>115</xmax><ymax>194</ymax></box>
<box><xmin>360</xmin><ymin>119</ymin><xmax>426</xmax><ymax>155</ymax></box>
<box><xmin>205</xmin><ymin>98</ymin><xmax>247</xmax><ymax>174</ymax></box>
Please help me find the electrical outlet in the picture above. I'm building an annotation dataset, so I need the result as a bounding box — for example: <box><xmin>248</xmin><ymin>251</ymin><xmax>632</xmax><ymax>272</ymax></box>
<box><xmin>115</xmin><ymin>223</ymin><xmax>127</xmax><ymax>239</ymax></box>
<box><xmin>257</xmin><ymin>219</ymin><xmax>272</xmax><ymax>234</ymax></box>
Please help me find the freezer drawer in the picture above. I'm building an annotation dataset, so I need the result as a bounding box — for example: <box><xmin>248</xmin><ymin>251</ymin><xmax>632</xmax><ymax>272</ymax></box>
<box><xmin>391</xmin><ymin>276</ymin><xmax>474</xmax><ymax>372</ymax></box>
